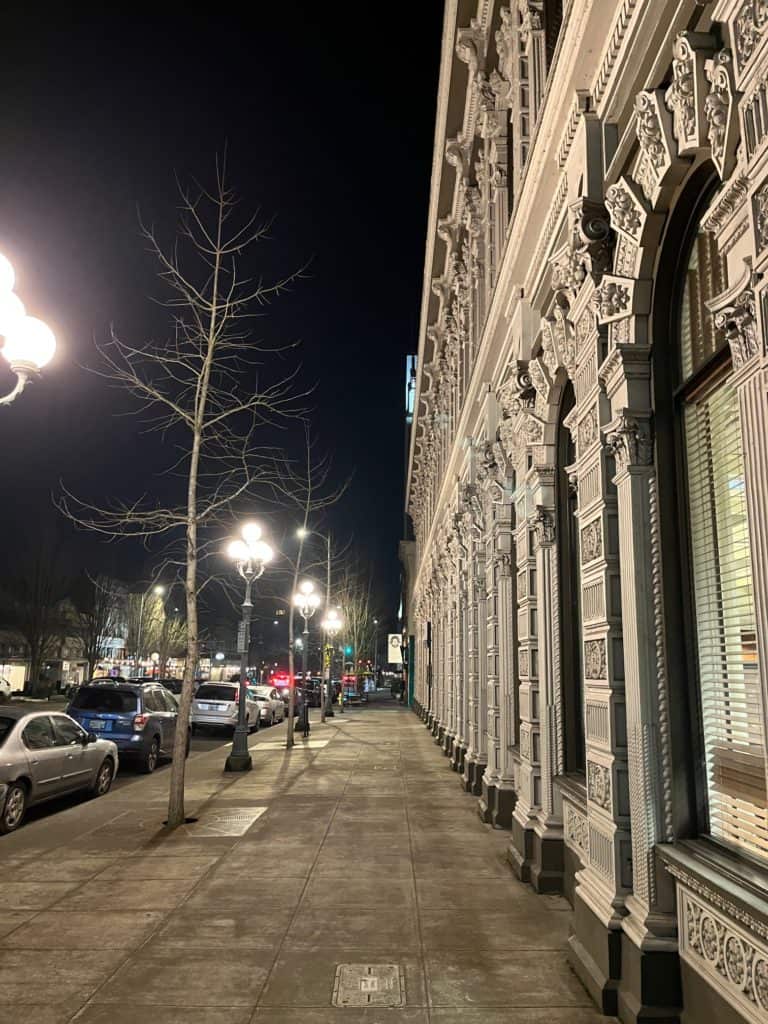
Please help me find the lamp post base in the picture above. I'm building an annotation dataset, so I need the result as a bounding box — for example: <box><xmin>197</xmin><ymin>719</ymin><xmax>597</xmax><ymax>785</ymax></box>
<box><xmin>225</xmin><ymin>722</ymin><xmax>253</xmax><ymax>773</ymax></box>
<box><xmin>224</xmin><ymin>751</ymin><xmax>252</xmax><ymax>772</ymax></box>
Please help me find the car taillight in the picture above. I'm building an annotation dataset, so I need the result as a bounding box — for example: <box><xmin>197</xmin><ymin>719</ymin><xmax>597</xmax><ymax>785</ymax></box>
<box><xmin>133</xmin><ymin>713</ymin><xmax>150</xmax><ymax>731</ymax></box>
<box><xmin>234</xmin><ymin>688</ymin><xmax>240</xmax><ymax>702</ymax></box>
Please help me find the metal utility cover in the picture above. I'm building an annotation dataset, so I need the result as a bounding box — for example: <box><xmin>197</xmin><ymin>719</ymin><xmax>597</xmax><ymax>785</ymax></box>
<box><xmin>332</xmin><ymin>964</ymin><xmax>404</xmax><ymax>1007</ymax></box>
<box><xmin>184</xmin><ymin>806</ymin><xmax>266</xmax><ymax>837</ymax></box>
<box><xmin>255</xmin><ymin>740</ymin><xmax>329</xmax><ymax>749</ymax></box>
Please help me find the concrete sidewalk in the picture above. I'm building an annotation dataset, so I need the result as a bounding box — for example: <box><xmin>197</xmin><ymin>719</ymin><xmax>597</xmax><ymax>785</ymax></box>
<box><xmin>1</xmin><ymin>703</ymin><xmax>612</xmax><ymax>1023</ymax></box>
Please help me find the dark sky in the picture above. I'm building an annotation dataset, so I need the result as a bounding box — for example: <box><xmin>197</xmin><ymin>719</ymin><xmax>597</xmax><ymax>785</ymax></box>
<box><xmin>0</xmin><ymin>7</ymin><xmax>442</xmax><ymax>625</ymax></box>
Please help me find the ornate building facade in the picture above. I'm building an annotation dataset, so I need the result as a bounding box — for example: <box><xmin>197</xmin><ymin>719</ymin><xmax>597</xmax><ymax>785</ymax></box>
<box><xmin>403</xmin><ymin>2</ymin><xmax>768</xmax><ymax>1021</ymax></box>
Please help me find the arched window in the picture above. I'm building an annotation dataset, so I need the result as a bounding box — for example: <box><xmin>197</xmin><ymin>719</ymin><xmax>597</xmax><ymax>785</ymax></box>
<box><xmin>677</xmin><ymin>211</ymin><xmax>767</xmax><ymax>859</ymax></box>
<box><xmin>557</xmin><ymin>380</ymin><xmax>584</xmax><ymax>772</ymax></box>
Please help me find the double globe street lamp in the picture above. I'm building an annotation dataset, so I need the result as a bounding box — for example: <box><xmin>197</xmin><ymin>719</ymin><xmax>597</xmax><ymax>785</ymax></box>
<box><xmin>0</xmin><ymin>254</ymin><xmax>57</xmax><ymax>407</ymax></box>
<box><xmin>225</xmin><ymin>522</ymin><xmax>274</xmax><ymax>772</ymax></box>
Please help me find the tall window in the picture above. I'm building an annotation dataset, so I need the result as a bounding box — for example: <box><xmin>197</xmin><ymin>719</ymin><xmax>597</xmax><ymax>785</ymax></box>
<box><xmin>679</xmin><ymin>227</ymin><xmax>768</xmax><ymax>859</ymax></box>
<box><xmin>558</xmin><ymin>381</ymin><xmax>584</xmax><ymax>772</ymax></box>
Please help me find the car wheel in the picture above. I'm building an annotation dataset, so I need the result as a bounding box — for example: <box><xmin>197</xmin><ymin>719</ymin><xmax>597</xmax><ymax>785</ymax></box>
<box><xmin>91</xmin><ymin>758</ymin><xmax>114</xmax><ymax>797</ymax></box>
<box><xmin>140</xmin><ymin>738</ymin><xmax>160</xmax><ymax>774</ymax></box>
<box><xmin>0</xmin><ymin>781</ymin><xmax>27</xmax><ymax>833</ymax></box>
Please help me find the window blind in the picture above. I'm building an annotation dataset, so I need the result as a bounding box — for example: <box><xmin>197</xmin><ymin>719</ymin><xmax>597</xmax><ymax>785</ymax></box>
<box><xmin>684</xmin><ymin>380</ymin><xmax>768</xmax><ymax>859</ymax></box>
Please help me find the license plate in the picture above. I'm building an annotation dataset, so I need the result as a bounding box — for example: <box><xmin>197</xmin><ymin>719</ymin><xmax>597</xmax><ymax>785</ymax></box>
<box><xmin>90</xmin><ymin>719</ymin><xmax>108</xmax><ymax>731</ymax></box>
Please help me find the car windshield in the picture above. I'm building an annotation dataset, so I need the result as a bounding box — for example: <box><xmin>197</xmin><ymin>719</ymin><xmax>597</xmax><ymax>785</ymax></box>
<box><xmin>70</xmin><ymin>688</ymin><xmax>138</xmax><ymax>713</ymax></box>
<box><xmin>196</xmin><ymin>685</ymin><xmax>237</xmax><ymax>702</ymax></box>
<box><xmin>251</xmin><ymin>688</ymin><xmax>272</xmax><ymax>698</ymax></box>
<box><xmin>0</xmin><ymin>717</ymin><xmax>14</xmax><ymax>747</ymax></box>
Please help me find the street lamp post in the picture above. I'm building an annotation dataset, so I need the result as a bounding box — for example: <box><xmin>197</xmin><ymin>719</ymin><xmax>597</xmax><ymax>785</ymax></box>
<box><xmin>135</xmin><ymin>583</ymin><xmax>165</xmax><ymax>679</ymax></box>
<box><xmin>0</xmin><ymin>254</ymin><xmax>57</xmax><ymax>407</ymax></box>
<box><xmin>373</xmin><ymin>617</ymin><xmax>379</xmax><ymax>688</ymax></box>
<box><xmin>225</xmin><ymin>522</ymin><xmax>274</xmax><ymax>772</ymax></box>
<box><xmin>296</xmin><ymin>528</ymin><xmax>333</xmax><ymax>720</ymax></box>
<box><xmin>292</xmin><ymin>580</ymin><xmax>321</xmax><ymax>738</ymax></box>
<box><xmin>321</xmin><ymin>608</ymin><xmax>343</xmax><ymax>716</ymax></box>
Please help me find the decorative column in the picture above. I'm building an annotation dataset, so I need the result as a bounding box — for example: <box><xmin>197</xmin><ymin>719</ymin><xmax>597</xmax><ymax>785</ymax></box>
<box><xmin>509</xmin><ymin>483</ymin><xmax>542</xmax><ymax>880</ymax></box>
<box><xmin>452</xmin><ymin>521</ymin><xmax>470</xmax><ymax>773</ymax></box>
<box><xmin>480</xmin><ymin>496</ymin><xmax>502</xmax><ymax>821</ymax></box>
<box><xmin>462</xmin><ymin>485</ymin><xmax>488</xmax><ymax>795</ymax></box>
<box><xmin>495</xmin><ymin>534</ymin><xmax>518</xmax><ymax>828</ymax></box>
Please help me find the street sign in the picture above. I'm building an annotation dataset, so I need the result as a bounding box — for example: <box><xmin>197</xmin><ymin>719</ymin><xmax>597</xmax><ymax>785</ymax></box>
<box><xmin>388</xmin><ymin>634</ymin><xmax>402</xmax><ymax>665</ymax></box>
<box><xmin>236</xmin><ymin>622</ymin><xmax>250</xmax><ymax>653</ymax></box>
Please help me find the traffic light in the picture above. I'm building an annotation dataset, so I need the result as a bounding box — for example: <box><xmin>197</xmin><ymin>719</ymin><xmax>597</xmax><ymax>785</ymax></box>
<box><xmin>345</xmin><ymin>645</ymin><xmax>352</xmax><ymax>655</ymax></box>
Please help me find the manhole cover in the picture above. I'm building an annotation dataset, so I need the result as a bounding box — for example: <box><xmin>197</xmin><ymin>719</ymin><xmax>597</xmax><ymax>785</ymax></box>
<box><xmin>255</xmin><ymin>740</ymin><xmax>329</xmax><ymax>749</ymax></box>
<box><xmin>183</xmin><ymin>807</ymin><xmax>266</xmax><ymax>837</ymax></box>
<box><xmin>332</xmin><ymin>964</ymin><xmax>404</xmax><ymax>1007</ymax></box>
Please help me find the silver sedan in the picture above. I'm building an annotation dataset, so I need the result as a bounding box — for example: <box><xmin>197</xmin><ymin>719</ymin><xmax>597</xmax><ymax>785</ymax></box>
<box><xmin>0</xmin><ymin>707</ymin><xmax>119</xmax><ymax>834</ymax></box>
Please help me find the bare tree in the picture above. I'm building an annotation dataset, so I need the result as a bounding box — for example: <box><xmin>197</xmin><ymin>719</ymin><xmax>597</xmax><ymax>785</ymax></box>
<box><xmin>157</xmin><ymin>613</ymin><xmax>187</xmax><ymax>679</ymax></box>
<box><xmin>70</xmin><ymin>574</ymin><xmax>124</xmax><ymax>679</ymax></box>
<box><xmin>124</xmin><ymin>590</ymin><xmax>165</xmax><ymax>670</ymax></box>
<box><xmin>336</xmin><ymin>561</ymin><xmax>377</xmax><ymax>687</ymax></box>
<box><xmin>0</xmin><ymin>553</ymin><xmax>67</xmax><ymax>694</ymax></box>
<box><xmin>59</xmin><ymin>159</ymin><xmax>308</xmax><ymax>826</ymax></box>
<box><xmin>269</xmin><ymin>427</ymin><xmax>347</xmax><ymax>748</ymax></box>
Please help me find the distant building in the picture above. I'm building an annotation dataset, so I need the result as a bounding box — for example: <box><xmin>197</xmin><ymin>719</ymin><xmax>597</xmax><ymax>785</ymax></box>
<box><xmin>404</xmin><ymin>3</ymin><xmax>768</xmax><ymax>1022</ymax></box>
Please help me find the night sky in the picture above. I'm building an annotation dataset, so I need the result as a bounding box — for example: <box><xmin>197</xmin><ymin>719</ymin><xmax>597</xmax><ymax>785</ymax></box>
<box><xmin>0</xmin><ymin>7</ymin><xmax>442</xmax><ymax>626</ymax></box>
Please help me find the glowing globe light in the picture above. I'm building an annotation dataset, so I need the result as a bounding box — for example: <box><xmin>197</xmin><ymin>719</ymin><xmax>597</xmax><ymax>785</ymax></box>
<box><xmin>0</xmin><ymin>292</ymin><xmax>26</xmax><ymax>339</ymax></box>
<box><xmin>250</xmin><ymin>540</ymin><xmax>274</xmax><ymax>565</ymax></box>
<box><xmin>0</xmin><ymin>254</ymin><xmax>15</xmax><ymax>294</ymax></box>
<box><xmin>228</xmin><ymin>539</ymin><xmax>250</xmax><ymax>562</ymax></box>
<box><xmin>241</xmin><ymin>521</ymin><xmax>262</xmax><ymax>546</ymax></box>
<box><xmin>2</xmin><ymin>316</ymin><xmax>56</xmax><ymax>370</ymax></box>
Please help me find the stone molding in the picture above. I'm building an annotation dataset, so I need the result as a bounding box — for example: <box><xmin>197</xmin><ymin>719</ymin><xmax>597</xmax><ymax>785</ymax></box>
<box><xmin>678</xmin><ymin>882</ymin><xmax>768</xmax><ymax>1022</ymax></box>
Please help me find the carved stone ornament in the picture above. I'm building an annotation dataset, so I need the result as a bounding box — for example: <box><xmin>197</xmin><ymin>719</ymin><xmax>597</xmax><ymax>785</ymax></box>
<box><xmin>633</xmin><ymin>90</ymin><xmax>678</xmax><ymax>206</ymax></box>
<box><xmin>550</xmin><ymin>199</ymin><xmax>613</xmax><ymax>297</ymax></box>
<box><xmin>603</xmin><ymin>410</ymin><xmax>654</xmax><ymax>470</ymax></box>
<box><xmin>708</xmin><ymin>259</ymin><xmax>763</xmax><ymax>370</ymax></box>
<box><xmin>581</xmin><ymin>519</ymin><xmax>603</xmax><ymax>564</ymax></box>
<box><xmin>665</xmin><ymin>33</ymin><xmax>716</xmax><ymax>155</ymax></box>
<box><xmin>604</xmin><ymin>178</ymin><xmax>646</xmax><ymax>242</ymax></box>
<box><xmin>584</xmin><ymin>638</ymin><xmax>607</xmax><ymax>679</ymax></box>
<box><xmin>476</xmin><ymin>440</ymin><xmax>499</xmax><ymax>483</ymax></box>
<box><xmin>587</xmin><ymin>760</ymin><xmax>612</xmax><ymax>810</ymax></box>
<box><xmin>519</xmin><ymin>648</ymin><xmax>530</xmax><ymax>679</ymax></box>
<box><xmin>704</xmin><ymin>51</ymin><xmax>739</xmax><ymax>180</ymax></box>
<box><xmin>732</xmin><ymin>0</ymin><xmax>768</xmax><ymax>76</ymax></box>
<box><xmin>455</xmin><ymin>24</ymin><xmax>484</xmax><ymax>77</ymax></box>
<box><xmin>497</xmin><ymin>363</ymin><xmax>536</xmax><ymax>418</ymax></box>
<box><xmin>753</xmin><ymin>180</ymin><xmax>768</xmax><ymax>252</ymax></box>
<box><xmin>532</xmin><ymin>506</ymin><xmax>555</xmax><ymax>547</ymax></box>
<box><xmin>565</xmin><ymin>802</ymin><xmax>589</xmax><ymax>857</ymax></box>
<box><xmin>445</xmin><ymin>138</ymin><xmax>469</xmax><ymax>183</ymax></box>
<box><xmin>682</xmin><ymin>888</ymin><xmax>768</xmax><ymax>1018</ymax></box>
<box><xmin>578</xmin><ymin>406</ymin><xmax>598</xmax><ymax>453</ymax></box>
<box><xmin>518</xmin><ymin>0</ymin><xmax>544</xmax><ymax>49</ymax></box>
<box><xmin>702</xmin><ymin>175</ymin><xmax>751</xmax><ymax>235</ymax></box>
<box><xmin>591</xmin><ymin>276</ymin><xmax>632</xmax><ymax>322</ymax></box>
<box><xmin>498</xmin><ymin>416</ymin><xmax>527</xmax><ymax>469</ymax></box>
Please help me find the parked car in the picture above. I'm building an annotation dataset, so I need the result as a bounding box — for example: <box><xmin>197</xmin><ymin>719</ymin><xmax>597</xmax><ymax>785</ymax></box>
<box><xmin>192</xmin><ymin>682</ymin><xmax>259</xmax><ymax>734</ymax></box>
<box><xmin>247</xmin><ymin>686</ymin><xmax>285</xmax><ymax>725</ymax></box>
<box><xmin>157</xmin><ymin>678</ymin><xmax>184</xmax><ymax>696</ymax></box>
<box><xmin>0</xmin><ymin>707</ymin><xmax>118</xmax><ymax>833</ymax></box>
<box><xmin>66</xmin><ymin>680</ymin><xmax>188</xmax><ymax>774</ymax></box>
<box><xmin>0</xmin><ymin>678</ymin><xmax>11</xmax><ymax>704</ymax></box>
